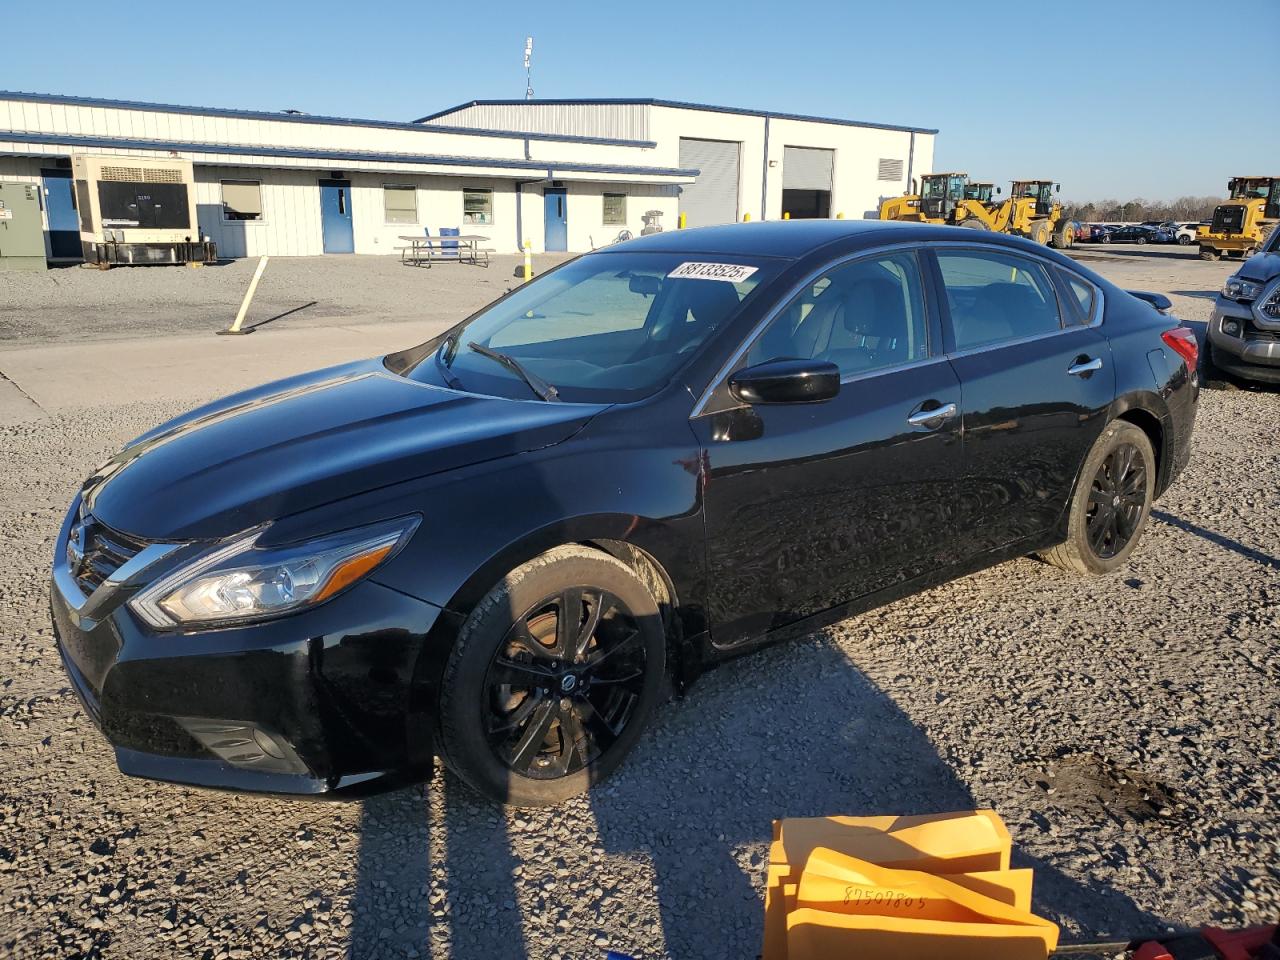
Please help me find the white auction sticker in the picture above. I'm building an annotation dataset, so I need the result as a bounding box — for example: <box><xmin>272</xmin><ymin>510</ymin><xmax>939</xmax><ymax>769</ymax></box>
<box><xmin>667</xmin><ymin>261</ymin><xmax>758</xmax><ymax>283</ymax></box>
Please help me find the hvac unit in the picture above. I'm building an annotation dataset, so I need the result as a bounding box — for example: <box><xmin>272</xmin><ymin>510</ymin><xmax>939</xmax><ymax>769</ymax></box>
<box><xmin>71</xmin><ymin>154</ymin><xmax>216</xmax><ymax>266</ymax></box>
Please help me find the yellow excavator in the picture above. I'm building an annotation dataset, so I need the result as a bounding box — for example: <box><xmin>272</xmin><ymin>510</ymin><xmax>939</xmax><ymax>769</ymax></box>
<box><xmin>1196</xmin><ymin>176</ymin><xmax>1279</xmax><ymax>260</ymax></box>
<box><xmin>880</xmin><ymin>175</ymin><xmax>1073</xmax><ymax>248</ymax></box>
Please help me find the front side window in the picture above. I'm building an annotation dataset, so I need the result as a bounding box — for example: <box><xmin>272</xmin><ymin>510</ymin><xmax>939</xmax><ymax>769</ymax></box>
<box><xmin>747</xmin><ymin>251</ymin><xmax>929</xmax><ymax>377</ymax></box>
<box><xmin>221</xmin><ymin>180</ymin><xmax>262</xmax><ymax>222</ymax></box>
<box><xmin>463</xmin><ymin>188</ymin><xmax>493</xmax><ymax>225</ymax></box>
<box><xmin>397</xmin><ymin>251</ymin><xmax>779</xmax><ymax>402</ymax></box>
<box><xmin>603</xmin><ymin>193</ymin><xmax>627</xmax><ymax>225</ymax></box>
<box><xmin>383</xmin><ymin>184</ymin><xmax>417</xmax><ymax>224</ymax></box>
<box><xmin>937</xmin><ymin>250</ymin><xmax>1063</xmax><ymax>350</ymax></box>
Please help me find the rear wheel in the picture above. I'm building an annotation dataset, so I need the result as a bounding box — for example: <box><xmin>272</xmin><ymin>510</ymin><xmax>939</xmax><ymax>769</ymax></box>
<box><xmin>1040</xmin><ymin>421</ymin><xmax>1156</xmax><ymax>576</ymax></box>
<box><xmin>437</xmin><ymin>545</ymin><xmax>667</xmax><ymax>806</ymax></box>
<box><xmin>1177</xmin><ymin>234</ymin><xmax>1192</xmax><ymax>245</ymax></box>
<box><xmin>1100</xmin><ymin>233</ymin><xmax>1112</xmax><ymax>244</ymax></box>
<box><xmin>1135</xmin><ymin>235</ymin><xmax>1147</xmax><ymax>245</ymax></box>
<box><xmin>1029</xmin><ymin>220</ymin><xmax>1052</xmax><ymax>245</ymax></box>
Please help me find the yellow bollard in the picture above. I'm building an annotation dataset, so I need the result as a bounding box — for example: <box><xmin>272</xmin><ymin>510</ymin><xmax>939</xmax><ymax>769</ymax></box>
<box><xmin>678</xmin><ymin>211</ymin><xmax>687</xmax><ymax>229</ymax></box>
<box><xmin>783</xmin><ymin>211</ymin><xmax>790</xmax><ymax>220</ymax></box>
<box><xmin>836</xmin><ymin>211</ymin><xmax>845</xmax><ymax>219</ymax></box>
<box><xmin>523</xmin><ymin>240</ymin><xmax>532</xmax><ymax>282</ymax></box>
<box><xmin>218</xmin><ymin>255</ymin><xmax>269</xmax><ymax>336</ymax></box>
<box><xmin>743</xmin><ymin>212</ymin><xmax>751</xmax><ymax>222</ymax></box>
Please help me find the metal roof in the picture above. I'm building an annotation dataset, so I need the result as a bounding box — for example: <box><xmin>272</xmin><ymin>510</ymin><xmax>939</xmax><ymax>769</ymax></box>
<box><xmin>417</xmin><ymin>98</ymin><xmax>939</xmax><ymax>135</ymax></box>
<box><xmin>0</xmin><ymin>90</ymin><xmax>657</xmax><ymax>148</ymax></box>
<box><xmin>0</xmin><ymin>130</ymin><xmax>698</xmax><ymax>180</ymax></box>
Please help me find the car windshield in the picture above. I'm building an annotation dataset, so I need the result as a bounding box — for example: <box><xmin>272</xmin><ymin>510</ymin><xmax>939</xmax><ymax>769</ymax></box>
<box><xmin>393</xmin><ymin>250</ymin><xmax>780</xmax><ymax>403</ymax></box>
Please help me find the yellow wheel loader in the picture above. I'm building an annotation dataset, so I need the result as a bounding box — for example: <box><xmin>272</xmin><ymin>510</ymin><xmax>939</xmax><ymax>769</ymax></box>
<box><xmin>1196</xmin><ymin>177</ymin><xmax>1279</xmax><ymax>260</ymax></box>
<box><xmin>955</xmin><ymin>180</ymin><xmax>1073</xmax><ymax>248</ymax></box>
<box><xmin>878</xmin><ymin>172</ymin><xmax>973</xmax><ymax>224</ymax></box>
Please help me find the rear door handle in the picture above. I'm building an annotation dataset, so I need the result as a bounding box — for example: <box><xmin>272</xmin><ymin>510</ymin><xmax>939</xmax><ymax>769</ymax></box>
<box><xmin>907</xmin><ymin>401</ymin><xmax>958</xmax><ymax>430</ymax></box>
<box><xmin>1068</xmin><ymin>356</ymin><xmax>1103</xmax><ymax>377</ymax></box>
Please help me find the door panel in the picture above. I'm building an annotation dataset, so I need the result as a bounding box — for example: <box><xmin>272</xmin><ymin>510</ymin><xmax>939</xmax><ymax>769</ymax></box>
<box><xmin>695</xmin><ymin>360</ymin><xmax>962</xmax><ymax>647</ymax></box>
<box><xmin>932</xmin><ymin>247</ymin><xmax>1116</xmax><ymax>553</ymax></box>
<box><xmin>544</xmin><ymin>189</ymin><xmax>567</xmax><ymax>252</ymax></box>
<box><xmin>41</xmin><ymin>170</ymin><xmax>80</xmax><ymax>259</ymax></box>
<box><xmin>320</xmin><ymin>179</ymin><xmax>354</xmax><ymax>254</ymax></box>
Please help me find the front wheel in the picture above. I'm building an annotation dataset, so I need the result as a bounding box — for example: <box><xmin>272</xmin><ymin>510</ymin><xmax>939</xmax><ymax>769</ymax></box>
<box><xmin>1178</xmin><ymin>234</ymin><xmax>1192</xmax><ymax>245</ymax></box>
<box><xmin>1040</xmin><ymin>421</ymin><xmax>1156</xmax><ymax>576</ymax></box>
<box><xmin>437</xmin><ymin>545</ymin><xmax>667</xmax><ymax>806</ymax></box>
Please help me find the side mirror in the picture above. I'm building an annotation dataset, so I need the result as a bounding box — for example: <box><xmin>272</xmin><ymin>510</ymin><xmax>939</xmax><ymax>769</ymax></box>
<box><xmin>995</xmin><ymin>186</ymin><xmax>1003</xmax><ymax>195</ymax></box>
<box><xmin>1055</xmin><ymin>183</ymin><xmax>1061</xmax><ymax>193</ymax></box>
<box><xmin>728</xmin><ymin>358</ymin><xmax>840</xmax><ymax>405</ymax></box>
<box><xmin>628</xmin><ymin>274</ymin><xmax>662</xmax><ymax>297</ymax></box>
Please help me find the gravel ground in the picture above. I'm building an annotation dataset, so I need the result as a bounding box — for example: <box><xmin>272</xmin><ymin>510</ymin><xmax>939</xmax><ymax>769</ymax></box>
<box><xmin>0</xmin><ymin>254</ymin><xmax>570</xmax><ymax>345</ymax></box>
<box><xmin>2</xmin><ymin>245</ymin><xmax>1278</xmax><ymax>959</ymax></box>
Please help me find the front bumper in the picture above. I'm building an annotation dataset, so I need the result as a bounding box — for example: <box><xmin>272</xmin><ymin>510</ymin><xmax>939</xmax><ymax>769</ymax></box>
<box><xmin>1207</xmin><ymin>298</ymin><xmax>1280</xmax><ymax>383</ymax></box>
<box><xmin>50</xmin><ymin>505</ymin><xmax>446</xmax><ymax>797</ymax></box>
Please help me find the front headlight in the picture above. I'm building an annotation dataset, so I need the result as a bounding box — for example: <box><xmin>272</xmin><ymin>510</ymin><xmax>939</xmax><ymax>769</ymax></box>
<box><xmin>129</xmin><ymin>516</ymin><xmax>420</xmax><ymax>629</ymax></box>
<box><xmin>1222</xmin><ymin>276</ymin><xmax>1264</xmax><ymax>301</ymax></box>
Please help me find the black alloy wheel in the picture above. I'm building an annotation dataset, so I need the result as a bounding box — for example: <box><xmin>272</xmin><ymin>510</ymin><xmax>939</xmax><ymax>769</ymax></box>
<box><xmin>484</xmin><ymin>587</ymin><xmax>648</xmax><ymax>780</ymax></box>
<box><xmin>1085</xmin><ymin>442</ymin><xmax>1147</xmax><ymax>559</ymax></box>
<box><xmin>1040</xmin><ymin>420</ymin><xmax>1156</xmax><ymax>576</ymax></box>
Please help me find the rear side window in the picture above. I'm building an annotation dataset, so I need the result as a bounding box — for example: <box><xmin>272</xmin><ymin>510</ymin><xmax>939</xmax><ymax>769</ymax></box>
<box><xmin>936</xmin><ymin>250</ymin><xmax>1063</xmax><ymax>350</ymax></box>
<box><xmin>1058</xmin><ymin>271</ymin><xmax>1097</xmax><ymax>325</ymax></box>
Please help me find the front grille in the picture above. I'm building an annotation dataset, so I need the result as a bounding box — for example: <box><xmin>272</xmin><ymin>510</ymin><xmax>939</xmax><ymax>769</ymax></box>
<box><xmin>1245</xmin><ymin>320</ymin><xmax>1280</xmax><ymax>343</ymax></box>
<box><xmin>72</xmin><ymin>518</ymin><xmax>146</xmax><ymax>594</ymax></box>
<box><xmin>1211</xmin><ymin>205</ymin><xmax>1246</xmax><ymax>235</ymax></box>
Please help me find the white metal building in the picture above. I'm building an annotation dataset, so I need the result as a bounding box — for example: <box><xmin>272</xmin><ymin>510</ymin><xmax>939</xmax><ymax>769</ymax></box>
<box><xmin>0</xmin><ymin>91</ymin><xmax>935</xmax><ymax>260</ymax></box>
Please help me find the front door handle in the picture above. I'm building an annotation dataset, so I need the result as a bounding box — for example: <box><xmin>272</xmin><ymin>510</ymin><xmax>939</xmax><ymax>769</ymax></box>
<box><xmin>907</xmin><ymin>401</ymin><xmax>958</xmax><ymax>430</ymax></box>
<box><xmin>1068</xmin><ymin>356</ymin><xmax>1103</xmax><ymax>377</ymax></box>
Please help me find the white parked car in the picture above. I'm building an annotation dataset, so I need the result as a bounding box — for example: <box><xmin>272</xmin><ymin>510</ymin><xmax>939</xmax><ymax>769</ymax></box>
<box><xmin>1175</xmin><ymin>223</ymin><xmax>1199</xmax><ymax>245</ymax></box>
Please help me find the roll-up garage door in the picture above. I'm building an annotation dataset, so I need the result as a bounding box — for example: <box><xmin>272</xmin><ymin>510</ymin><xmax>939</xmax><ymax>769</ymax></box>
<box><xmin>782</xmin><ymin>147</ymin><xmax>834</xmax><ymax>191</ymax></box>
<box><xmin>678</xmin><ymin>138</ymin><xmax>740</xmax><ymax>227</ymax></box>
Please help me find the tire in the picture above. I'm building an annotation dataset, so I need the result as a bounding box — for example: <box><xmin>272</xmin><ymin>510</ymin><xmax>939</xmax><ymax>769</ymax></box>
<box><xmin>1101</xmin><ymin>233</ymin><xmax>1111</xmax><ymax>244</ymax></box>
<box><xmin>1050</xmin><ymin>222</ymin><xmax>1074</xmax><ymax>249</ymax></box>
<box><xmin>1135</xmin><ymin>235</ymin><xmax>1147</xmax><ymax>245</ymax></box>
<box><xmin>961</xmin><ymin>219</ymin><xmax>990</xmax><ymax>230</ymax></box>
<box><xmin>1261</xmin><ymin>223</ymin><xmax>1276</xmax><ymax>248</ymax></box>
<box><xmin>437</xmin><ymin>545</ymin><xmax>667</xmax><ymax>806</ymax></box>
<box><xmin>1039</xmin><ymin>421</ymin><xmax>1156</xmax><ymax>576</ymax></box>
<box><xmin>1199</xmin><ymin>247</ymin><xmax>1220</xmax><ymax>261</ymax></box>
<box><xmin>1178</xmin><ymin>234</ymin><xmax>1191</xmax><ymax>245</ymax></box>
<box><xmin>1029</xmin><ymin>220</ymin><xmax>1052</xmax><ymax>245</ymax></box>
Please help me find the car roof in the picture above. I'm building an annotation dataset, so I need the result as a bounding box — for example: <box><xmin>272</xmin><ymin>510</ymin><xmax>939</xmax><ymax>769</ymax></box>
<box><xmin>605</xmin><ymin>219</ymin><xmax>1061</xmax><ymax>260</ymax></box>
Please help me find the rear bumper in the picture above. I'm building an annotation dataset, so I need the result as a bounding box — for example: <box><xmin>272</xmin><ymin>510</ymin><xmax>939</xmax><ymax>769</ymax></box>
<box><xmin>50</xmin><ymin>510</ymin><xmax>445</xmax><ymax>797</ymax></box>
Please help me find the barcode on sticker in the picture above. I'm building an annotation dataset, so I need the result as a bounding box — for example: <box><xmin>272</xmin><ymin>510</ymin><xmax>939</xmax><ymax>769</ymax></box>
<box><xmin>667</xmin><ymin>262</ymin><xmax>759</xmax><ymax>283</ymax></box>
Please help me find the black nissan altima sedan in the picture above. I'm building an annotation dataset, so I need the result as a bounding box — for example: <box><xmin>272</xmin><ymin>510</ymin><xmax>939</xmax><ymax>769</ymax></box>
<box><xmin>51</xmin><ymin>220</ymin><xmax>1198</xmax><ymax>806</ymax></box>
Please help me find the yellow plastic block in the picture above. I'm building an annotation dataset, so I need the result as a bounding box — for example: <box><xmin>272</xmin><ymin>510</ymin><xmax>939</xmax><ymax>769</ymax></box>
<box><xmin>786</xmin><ymin>908</ymin><xmax>1055</xmax><ymax>960</ymax></box>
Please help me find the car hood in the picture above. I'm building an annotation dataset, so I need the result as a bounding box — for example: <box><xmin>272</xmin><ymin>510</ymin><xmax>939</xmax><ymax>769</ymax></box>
<box><xmin>1237</xmin><ymin>251</ymin><xmax>1280</xmax><ymax>284</ymax></box>
<box><xmin>82</xmin><ymin>358</ymin><xmax>604</xmax><ymax>541</ymax></box>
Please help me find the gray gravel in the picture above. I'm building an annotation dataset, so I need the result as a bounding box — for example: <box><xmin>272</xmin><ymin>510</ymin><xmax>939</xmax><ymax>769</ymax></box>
<box><xmin>1</xmin><ymin>246</ymin><xmax>1278</xmax><ymax>959</ymax></box>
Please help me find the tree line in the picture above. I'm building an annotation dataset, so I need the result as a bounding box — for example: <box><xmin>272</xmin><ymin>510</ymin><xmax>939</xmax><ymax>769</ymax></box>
<box><xmin>1063</xmin><ymin>196</ymin><xmax>1224</xmax><ymax>223</ymax></box>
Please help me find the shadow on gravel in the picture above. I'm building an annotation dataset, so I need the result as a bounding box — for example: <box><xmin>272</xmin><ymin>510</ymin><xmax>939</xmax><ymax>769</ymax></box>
<box><xmin>348</xmin><ymin>775</ymin><xmax>526</xmax><ymax>960</ymax></box>
<box><xmin>347</xmin><ymin>637</ymin><xmax>1167</xmax><ymax>959</ymax></box>
<box><xmin>1170</xmin><ymin>290</ymin><xmax>1219</xmax><ymax>300</ymax></box>
<box><xmin>1152</xmin><ymin>510</ymin><xmax>1280</xmax><ymax>570</ymax></box>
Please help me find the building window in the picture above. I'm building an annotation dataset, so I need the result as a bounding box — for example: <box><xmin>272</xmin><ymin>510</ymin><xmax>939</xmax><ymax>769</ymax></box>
<box><xmin>463</xmin><ymin>188</ymin><xmax>493</xmax><ymax>225</ymax></box>
<box><xmin>221</xmin><ymin>180</ymin><xmax>263</xmax><ymax>221</ymax></box>
<box><xmin>877</xmin><ymin>159</ymin><xmax>905</xmax><ymax>182</ymax></box>
<box><xmin>383</xmin><ymin>184</ymin><xmax>417</xmax><ymax>224</ymax></box>
<box><xmin>603</xmin><ymin>192</ymin><xmax>627</xmax><ymax>225</ymax></box>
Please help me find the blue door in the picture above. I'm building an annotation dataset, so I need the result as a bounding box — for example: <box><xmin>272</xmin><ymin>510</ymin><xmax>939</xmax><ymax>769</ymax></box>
<box><xmin>41</xmin><ymin>169</ymin><xmax>80</xmax><ymax>259</ymax></box>
<box><xmin>544</xmin><ymin>188</ymin><xmax>567</xmax><ymax>252</ymax></box>
<box><xmin>319</xmin><ymin>179</ymin><xmax>354</xmax><ymax>254</ymax></box>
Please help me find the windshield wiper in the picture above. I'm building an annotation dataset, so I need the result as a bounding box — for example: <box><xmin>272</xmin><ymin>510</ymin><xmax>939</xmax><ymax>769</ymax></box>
<box><xmin>434</xmin><ymin>337</ymin><xmax>464</xmax><ymax>391</ymax></box>
<box><xmin>466</xmin><ymin>341</ymin><xmax>560</xmax><ymax>402</ymax></box>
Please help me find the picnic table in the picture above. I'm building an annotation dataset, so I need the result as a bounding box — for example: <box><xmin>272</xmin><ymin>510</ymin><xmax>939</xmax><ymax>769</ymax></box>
<box><xmin>398</xmin><ymin>234</ymin><xmax>491</xmax><ymax>267</ymax></box>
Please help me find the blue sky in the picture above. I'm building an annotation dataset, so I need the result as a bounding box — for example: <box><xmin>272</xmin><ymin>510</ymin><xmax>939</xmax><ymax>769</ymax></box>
<box><xmin>7</xmin><ymin>0</ymin><xmax>1272</xmax><ymax>201</ymax></box>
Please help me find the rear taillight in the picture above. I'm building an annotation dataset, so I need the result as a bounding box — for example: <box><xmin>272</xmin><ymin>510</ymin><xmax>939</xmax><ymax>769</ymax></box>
<box><xmin>1161</xmin><ymin>327</ymin><xmax>1199</xmax><ymax>372</ymax></box>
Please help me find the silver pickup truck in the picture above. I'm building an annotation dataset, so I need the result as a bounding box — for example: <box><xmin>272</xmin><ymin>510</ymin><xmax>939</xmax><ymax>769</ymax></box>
<box><xmin>1207</xmin><ymin>226</ymin><xmax>1280</xmax><ymax>383</ymax></box>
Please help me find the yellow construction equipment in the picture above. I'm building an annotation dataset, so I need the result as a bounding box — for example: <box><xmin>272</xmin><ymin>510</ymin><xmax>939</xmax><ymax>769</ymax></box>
<box><xmin>880</xmin><ymin>175</ymin><xmax>1073</xmax><ymax>248</ymax></box>
<box><xmin>1196</xmin><ymin>176</ymin><xmax>1280</xmax><ymax>260</ymax></box>
<box><xmin>878</xmin><ymin>173</ymin><xmax>973</xmax><ymax>224</ymax></box>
